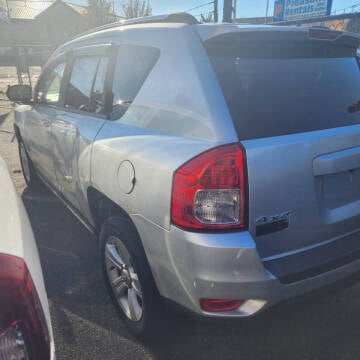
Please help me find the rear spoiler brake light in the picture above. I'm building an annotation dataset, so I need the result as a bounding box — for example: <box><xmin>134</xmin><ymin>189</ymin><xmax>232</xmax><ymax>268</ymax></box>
<box><xmin>308</xmin><ymin>28</ymin><xmax>343</xmax><ymax>40</ymax></box>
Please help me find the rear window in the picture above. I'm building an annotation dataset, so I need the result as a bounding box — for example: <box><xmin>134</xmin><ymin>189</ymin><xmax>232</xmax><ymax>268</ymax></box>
<box><xmin>206</xmin><ymin>40</ymin><xmax>360</xmax><ymax>140</ymax></box>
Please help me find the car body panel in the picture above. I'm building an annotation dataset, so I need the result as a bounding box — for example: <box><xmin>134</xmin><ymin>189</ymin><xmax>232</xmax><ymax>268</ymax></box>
<box><xmin>20</xmin><ymin>105</ymin><xmax>56</xmax><ymax>184</ymax></box>
<box><xmin>131</xmin><ymin>213</ymin><xmax>360</xmax><ymax>316</ymax></box>
<box><xmin>50</xmin><ymin>110</ymin><xmax>106</xmax><ymax>218</ymax></box>
<box><xmin>244</xmin><ymin>125</ymin><xmax>360</xmax><ymax>259</ymax></box>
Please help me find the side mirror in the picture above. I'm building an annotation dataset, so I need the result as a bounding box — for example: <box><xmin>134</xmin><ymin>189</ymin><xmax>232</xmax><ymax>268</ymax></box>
<box><xmin>6</xmin><ymin>85</ymin><xmax>32</xmax><ymax>104</ymax></box>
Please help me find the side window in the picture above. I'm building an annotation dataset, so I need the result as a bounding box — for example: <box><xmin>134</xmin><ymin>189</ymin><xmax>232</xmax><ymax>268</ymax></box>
<box><xmin>64</xmin><ymin>56</ymin><xmax>109</xmax><ymax>114</ymax></box>
<box><xmin>111</xmin><ymin>45</ymin><xmax>160</xmax><ymax>120</ymax></box>
<box><xmin>39</xmin><ymin>62</ymin><xmax>66</xmax><ymax>105</ymax></box>
<box><xmin>65</xmin><ymin>57</ymin><xmax>98</xmax><ymax>112</ymax></box>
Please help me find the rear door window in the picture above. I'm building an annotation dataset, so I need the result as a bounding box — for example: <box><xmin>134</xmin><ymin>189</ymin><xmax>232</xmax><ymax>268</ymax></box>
<box><xmin>65</xmin><ymin>56</ymin><xmax>109</xmax><ymax>114</ymax></box>
<box><xmin>206</xmin><ymin>41</ymin><xmax>360</xmax><ymax>140</ymax></box>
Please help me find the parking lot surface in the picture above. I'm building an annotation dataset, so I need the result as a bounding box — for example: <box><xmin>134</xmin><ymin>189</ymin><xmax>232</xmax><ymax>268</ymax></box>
<box><xmin>1</xmin><ymin>102</ymin><xmax>360</xmax><ymax>360</ymax></box>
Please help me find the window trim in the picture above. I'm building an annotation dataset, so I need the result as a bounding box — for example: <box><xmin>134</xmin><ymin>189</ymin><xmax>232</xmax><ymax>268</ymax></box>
<box><xmin>35</xmin><ymin>43</ymin><xmax>117</xmax><ymax>120</ymax></box>
<box><xmin>60</xmin><ymin>44</ymin><xmax>117</xmax><ymax>119</ymax></box>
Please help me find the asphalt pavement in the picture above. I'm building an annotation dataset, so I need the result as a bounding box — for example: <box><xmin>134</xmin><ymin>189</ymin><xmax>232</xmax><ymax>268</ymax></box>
<box><xmin>1</xmin><ymin>103</ymin><xmax>360</xmax><ymax>360</ymax></box>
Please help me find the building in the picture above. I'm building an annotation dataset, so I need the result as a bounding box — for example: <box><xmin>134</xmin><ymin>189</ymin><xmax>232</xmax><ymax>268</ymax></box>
<box><xmin>0</xmin><ymin>0</ymin><xmax>120</xmax><ymax>85</ymax></box>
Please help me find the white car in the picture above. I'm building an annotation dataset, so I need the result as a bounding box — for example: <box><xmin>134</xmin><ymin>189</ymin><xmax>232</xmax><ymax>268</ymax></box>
<box><xmin>0</xmin><ymin>156</ymin><xmax>55</xmax><ymax>359</ymax></box>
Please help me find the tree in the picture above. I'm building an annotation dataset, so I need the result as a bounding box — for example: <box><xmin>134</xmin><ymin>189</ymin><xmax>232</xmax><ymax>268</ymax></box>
<box><xmin>87</xmin><ymin>0</ymin><xmax>113</xmax><ymax>26</ymax></box>
<box><xmin>200</xmin><ymin>12</ymin><xmax>213</xmax><ymax>23</ymax></box>
<box><xmin>122</xmin><ymin>0</ymin><xmax>152</xmax><ymax>19</ymax></box>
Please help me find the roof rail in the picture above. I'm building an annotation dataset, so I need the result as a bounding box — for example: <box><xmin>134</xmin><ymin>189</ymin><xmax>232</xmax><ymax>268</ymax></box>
<box><xmin>76</xmin><ymin>12</ymin><xmax>199</xmax><ymax>39</ymax></box>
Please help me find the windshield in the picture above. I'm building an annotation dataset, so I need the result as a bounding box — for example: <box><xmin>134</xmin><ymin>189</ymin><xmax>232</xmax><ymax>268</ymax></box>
<box><xmin>207</xmin><ymin>44</ymin><xmax>360</xmax><ymax>140</ymax></box>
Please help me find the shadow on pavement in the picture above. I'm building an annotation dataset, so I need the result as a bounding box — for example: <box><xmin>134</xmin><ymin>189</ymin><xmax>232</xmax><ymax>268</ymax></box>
<box><xmin>21</xmin><ymin>186</ymin><xmax>360</xmax><ymax>360</ymax></box>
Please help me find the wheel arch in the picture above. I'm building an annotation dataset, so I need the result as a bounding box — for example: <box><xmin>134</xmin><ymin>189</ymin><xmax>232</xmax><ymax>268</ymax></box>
<box><xmin>87</xmin><ymin>186</ymin><xmax>139</xmax><ymax>239</ymax></box>
<box><xmin>87</xmin><ymin>186</ymin><xmax>162</xmax><ymax>296</ymax></box>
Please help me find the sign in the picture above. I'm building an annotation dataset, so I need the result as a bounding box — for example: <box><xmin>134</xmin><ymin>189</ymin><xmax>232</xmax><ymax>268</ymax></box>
<box><xmin>273</xmin><ymin>0</ymin><xmax>333</xmax><ymax>22</ymax></box>
<box><xmin>0</xmin><ymin>0</ymin><xmax>10</xmax><ymax>23</ymax></box>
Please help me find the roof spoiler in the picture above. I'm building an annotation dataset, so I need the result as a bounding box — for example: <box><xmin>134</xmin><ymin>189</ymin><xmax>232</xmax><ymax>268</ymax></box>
<box><xmin>203</xmin><ymin>26</ymin><xmax>360</xmax><ymax>49</ymax></box>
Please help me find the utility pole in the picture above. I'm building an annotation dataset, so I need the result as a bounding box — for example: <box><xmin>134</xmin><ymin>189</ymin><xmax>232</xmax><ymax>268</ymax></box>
<box><xmin>213</xmin><ymin>0</ymin><xmax>218</xmax><ymax>22</ymax></box>
<box><xmin>265</xmin><ymin>0</ymin><xmax>270</xmax><ymax>24</ymax></box>
<box><xmin>223</xmin><ymin>0</ymin><xmax>232</xmax><ymax>22</ymax></box>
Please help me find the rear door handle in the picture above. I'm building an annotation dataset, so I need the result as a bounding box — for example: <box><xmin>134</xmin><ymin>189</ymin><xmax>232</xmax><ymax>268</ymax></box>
<box><xmin>313</xmin><ymin>146</ymin><xmax>360</xmax><ymax>176</ymax></box>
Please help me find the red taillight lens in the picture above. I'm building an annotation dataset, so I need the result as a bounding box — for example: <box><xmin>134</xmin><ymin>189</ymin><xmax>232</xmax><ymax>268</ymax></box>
<box><xmin>200</xmin><ymin>299</ymin><xmax>245</xmax><ymax>312</ymax></box>
<box><xmin>171</xmin><ymin>143</ymin><xmax>247</xmax><ymax>230</ymax></box>
<box><xmin>0</xmin><ymin>254</ymin><xmax>50</xmax><ymax>360</ymax></box>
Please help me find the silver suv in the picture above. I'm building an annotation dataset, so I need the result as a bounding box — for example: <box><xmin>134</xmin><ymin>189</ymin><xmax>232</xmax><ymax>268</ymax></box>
<box><xmin>11</xmin><ymin>14</ymin><xmax>360</xmax><ymax>335</ymax></box>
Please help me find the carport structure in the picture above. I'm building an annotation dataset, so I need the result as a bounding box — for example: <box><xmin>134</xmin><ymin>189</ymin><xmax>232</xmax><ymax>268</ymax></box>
<box><xmin>0</xmin><ymin>0</ymin><xmax>91</xmax><ymax>86</ymax></box>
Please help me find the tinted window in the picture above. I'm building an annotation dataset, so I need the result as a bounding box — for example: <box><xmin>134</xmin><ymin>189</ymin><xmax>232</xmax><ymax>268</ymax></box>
<box><xmin>40</xmin><ymin>62</ymin><xmax>65</xmax><ymax>105</ymax></box>
<box><xmin>65</xmin><ymin>57</ymin><xmax>98</xmax><ymax>112</ymax></box>
<box><xmin>65</xmin><ymin>56</ymin><xmax>109</xmax><ymax>114</ymax></box>
<box><xmin>111</xmin><ymin>45</ymin><xmax>159</xmax><ymax>120</ymax></box>
<box><xmin>207</xmin><ymin>43</ymin><xmax>360</xmax><ymax>140</ymax></box>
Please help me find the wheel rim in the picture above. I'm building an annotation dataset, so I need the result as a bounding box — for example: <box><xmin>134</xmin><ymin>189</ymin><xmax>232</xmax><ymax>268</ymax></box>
<box><xmin>105</xmin><ymin>236</ymin><xmax>143</xmax><ymax>322</ymax></box>
<box><xmin>20</xmin><ymin>143</ymin><xmax>31</xmax><ymax>183</ymax></box>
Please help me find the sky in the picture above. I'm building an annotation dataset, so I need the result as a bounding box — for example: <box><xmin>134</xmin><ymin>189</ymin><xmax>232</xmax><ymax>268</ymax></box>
<box><xmin>122</xmin><ymin>0</ymin><xmax>360</xmax><ymax>18</ymax></box>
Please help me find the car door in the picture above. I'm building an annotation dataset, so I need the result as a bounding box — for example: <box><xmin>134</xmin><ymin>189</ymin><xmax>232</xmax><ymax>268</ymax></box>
<box><xmin>24</xmin><ymin>60</ymin><xmax>67</xmax><ymax>185</ymax></box>
<box><xmin>50</xmin><ymin>45</ymin><xmax>113</xmax><ymax>218</ymax></box>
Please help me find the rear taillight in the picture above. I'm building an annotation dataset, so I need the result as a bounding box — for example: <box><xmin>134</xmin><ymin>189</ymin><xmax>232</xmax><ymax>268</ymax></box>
<box><xmin>171</xmin><ymin>143</ymin><xmax>247</xmax><ymax>231</ymax></box>
<box><xmin>0</xmin><ymin>254</ymin><xmax>50</xmax><ymax>360</ymax></box>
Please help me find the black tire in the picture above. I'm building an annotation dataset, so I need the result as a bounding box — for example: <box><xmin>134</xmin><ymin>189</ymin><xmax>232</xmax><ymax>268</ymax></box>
<box><xmin>100</xmin><ymin>216</ymin><xmax>167</xmax><ymax>336</ymax></box>
<box><xmin>18</xmin><ymin>139</ymin><xmax>43</xmax><ymax>189</ymax></box>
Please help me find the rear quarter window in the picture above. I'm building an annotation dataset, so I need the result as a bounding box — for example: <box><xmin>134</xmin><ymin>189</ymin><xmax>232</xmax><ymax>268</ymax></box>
<box><xmin>110</xmin><ymin>45</ymin><xmax>160</xmax><ymax>121</ymax></box>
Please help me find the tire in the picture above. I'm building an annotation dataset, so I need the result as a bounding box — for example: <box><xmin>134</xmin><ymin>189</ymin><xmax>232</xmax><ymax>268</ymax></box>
<box><xmin>18</xmin><ymin>139</ymin><xmax>43</xmax><ymax>189</ymax></box>
<box><xmin>100</xmin><ymin>216</ymin><xmax>166</xmax><ymax>336</ymax></box>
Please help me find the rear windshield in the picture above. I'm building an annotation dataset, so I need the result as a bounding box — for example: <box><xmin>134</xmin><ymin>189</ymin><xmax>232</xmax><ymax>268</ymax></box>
<box><xmin>206</xmin><ymin>41</ymin><xmax>360</xmax><ymax>140</ymax></box>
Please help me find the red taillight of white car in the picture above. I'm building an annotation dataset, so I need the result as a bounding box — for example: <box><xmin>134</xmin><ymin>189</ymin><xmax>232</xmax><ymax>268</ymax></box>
<box><xmin>171</xmin><ymin>143</ymin><xmax>248</xmax><ymax>231</ymax></box>
<box><xmin>0</xmin><ymin>254</ymin><xmax>50</xmax><ymax>360</ymax></box>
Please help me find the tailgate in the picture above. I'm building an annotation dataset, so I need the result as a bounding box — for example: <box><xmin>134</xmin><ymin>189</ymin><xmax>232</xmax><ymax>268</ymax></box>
<box><xmin>205</xmin><ymin>27</ymin><xmax>360</xmax><ymax>281</ymax></box>
<box><xmin>244</xmin><ymin>127</ymin><xmax>360</xmax><ymax>282</ymax></box>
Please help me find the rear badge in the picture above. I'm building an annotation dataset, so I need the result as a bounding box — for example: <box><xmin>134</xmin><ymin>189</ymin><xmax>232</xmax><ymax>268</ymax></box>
<box><xmin>255</xmin><ymin>211</ymin><xmax>291</xmax><ymax>236</ymax></box>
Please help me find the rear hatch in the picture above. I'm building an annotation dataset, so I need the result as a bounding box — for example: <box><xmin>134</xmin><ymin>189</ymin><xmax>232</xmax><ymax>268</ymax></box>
<box><xmin>205</xmin><ymin>28</ymin><xmax>360</xmax><ymax>282</ymax></box>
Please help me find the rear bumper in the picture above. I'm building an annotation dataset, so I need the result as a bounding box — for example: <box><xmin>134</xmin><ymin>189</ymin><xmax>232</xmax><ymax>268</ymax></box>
<box><xmin>132</xmin><ymin>216</ymin><xmax>360</xmax><ymax>317</ymax></box>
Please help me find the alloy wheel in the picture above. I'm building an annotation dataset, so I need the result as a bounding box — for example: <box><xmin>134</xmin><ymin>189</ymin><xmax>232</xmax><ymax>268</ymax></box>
<box><xmin>105</xmin><ymin>236</ymin><xmax>143</xmax><ymax>321</ymax></box>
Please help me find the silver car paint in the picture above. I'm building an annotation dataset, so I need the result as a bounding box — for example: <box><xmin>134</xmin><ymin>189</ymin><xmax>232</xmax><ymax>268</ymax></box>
<box><xmin>244</xmin><ymin>125</ymin><xmax>360</xmax><ymax>259</ymax></box>
<box><xmin>15</xmin><ymin>22</ymin><xmax>360</xmax><ymax>317</ymax></box>
<box><xmin>132</xmin><ymin>216</ymin><xmax>360</xmax><ymax>315</ymax></box>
